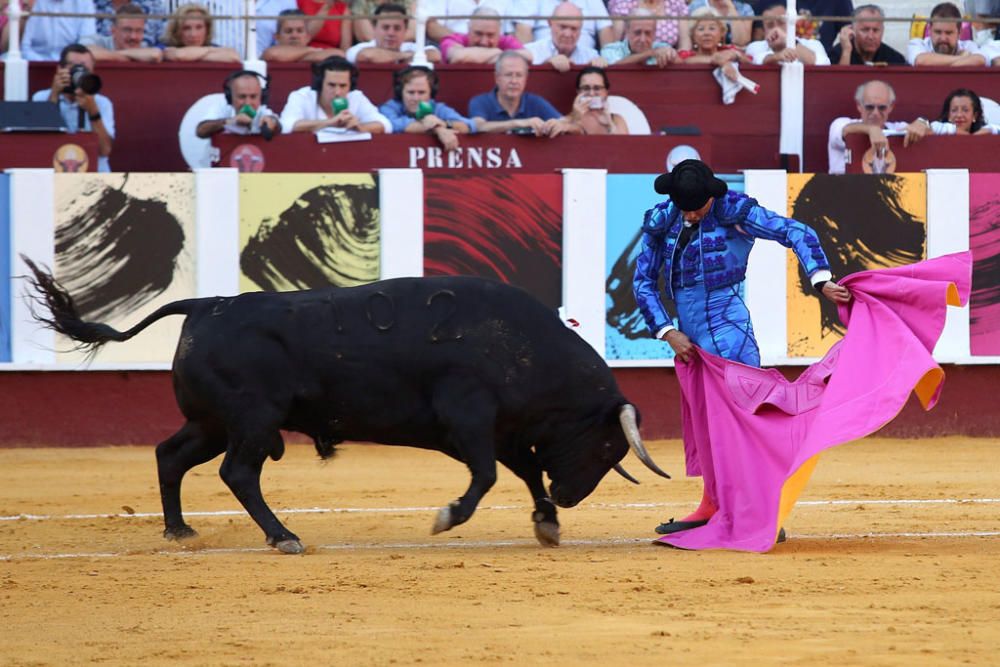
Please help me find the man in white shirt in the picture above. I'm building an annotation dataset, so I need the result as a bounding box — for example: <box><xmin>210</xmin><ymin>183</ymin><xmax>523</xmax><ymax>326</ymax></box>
<box><xmin>745</xmin><ymin>3</ymin><xmax>831</xmax><ymax>65</ymax></box>
<box><xmin>196</xmin><ymin>70</ymin><xmax>281</xmax><ymax>139</ymax></box>
<box><xmin>20</xmin><ymin>0</ymin><xmax>96</xmax><ymax>61</ymax></box>
<box><xmin>906</xmin><ymin>1</ymin><xmax>987</xmax><ymax>66</ymax></box>
<box><xmin>346</xmin><ymin>3</ymin><xmax>440</xmax><ymax>63</ymax></box>
<box><xmin>514</xmin><ymin>0</ymin><xmax>613</xmax><ymax>49</ymax></box>
<box><xmin>279</xmin><ymin>55</ymin><xmax>392</xmax><ymax>134</ymax></box>
<box><xmin>424</xmin><ymin>0</ymin><xmax>517</xmax><ymax>41</ymax></box>
<box><xmin>525</xmin><ymin>2</ymin><xmax>606</xmax><ymax>71</ymax></box>
<box><xmin>31</xmin><ymin>44</ymin><xmax>115</xmax><ymax>171</ymax></box>
<box><xmin>827</xmin><ymin>80</ymin><xmax>931</xmax><ymax>174</ymax></box>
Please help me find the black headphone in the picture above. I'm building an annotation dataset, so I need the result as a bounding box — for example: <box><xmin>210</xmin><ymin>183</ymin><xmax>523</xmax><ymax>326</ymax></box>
<box><xmin>223</xmin><ymin>69</ymin><xmax>270</xmax><ymax>106</ymax></box>
<box><xmin>311</xmin><ymin>55</ymin><xmax>358</xmax><ymax>92</ymax></box>
<box><xmin>393</xmin><ymin>66</ymin><xmax>438</xmax><ymax>102</ymax></box>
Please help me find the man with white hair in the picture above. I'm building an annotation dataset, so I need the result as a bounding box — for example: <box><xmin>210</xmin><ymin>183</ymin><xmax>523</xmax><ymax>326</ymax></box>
<box><xmin>424</xmin><ymin>0</ymin><xmax>518</xmax><ymax>41</ymax></box>
<box><xmin>829</xmin><ymin>4</ymin><xmax>907</xmax><ymax>65</ymax></box>
<box><xmin>600</xmin><ymin>8</ymin><xmax>677</xmax><ymax>66</ymax></box>
<box><xmin>827</xmin><ymin>80</ymin><xmax>931</xmax><ymax>173</ymax></box>
<box><xmin>439</xmin><ymin>6</ymin><xmax>532</xmax><ymax>63</ymax></box>
<box><xmin>524</xmin><ymin>2</ymin><xmax>607</xmax><ymax>71</ymax></box>
<box><xmin>514</xmin><ymin>0</ymin><xmax>614</xmax><ymax>49</ymax></box>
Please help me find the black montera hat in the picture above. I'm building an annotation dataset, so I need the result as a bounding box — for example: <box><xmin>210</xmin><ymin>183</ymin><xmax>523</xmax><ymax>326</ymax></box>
<box><xmin>653</xmin><ymin>159</ymin><xmax>729</xmax><ymax>212</ymax></box>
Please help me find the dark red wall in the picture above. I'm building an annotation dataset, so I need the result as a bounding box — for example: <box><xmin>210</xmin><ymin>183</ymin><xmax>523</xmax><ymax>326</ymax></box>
<box><xmin>1</xmin><ymin>365</ymin><xmax>997</xmax><ymax>447</ymax></box>
<box><xmin>5</xmin><ymin>62</ymin><xmax>994</xmax><ymax>174</ymax></box>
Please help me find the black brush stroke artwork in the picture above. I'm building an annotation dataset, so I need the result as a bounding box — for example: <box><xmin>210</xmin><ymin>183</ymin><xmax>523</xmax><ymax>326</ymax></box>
<box><xmin>605</xmin><ymin>228</ymin><xmax>673</xmax><ymax>341</ymax></box>
<box><xmin>55</xmin><ymin>175</ymin><xmax>186</xmax><ymax>322</ymax></box>
<box><xmin>790</xmin><ymin>174</ymin><xmax>925</xmax><ymax>337</ymax></box>
<box><xmin>241</xmin><ymin>183</ymin><xmax>380</xmax><ymax>291</ymax></box>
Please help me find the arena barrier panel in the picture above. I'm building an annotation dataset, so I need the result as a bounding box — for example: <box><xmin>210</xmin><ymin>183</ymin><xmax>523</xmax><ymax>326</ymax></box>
<box><xmin>1</xmin><ymin>169</ymin><xmax>998</xmax><ymax>370</ymax></box>
<box><xmin>0</xmin><ymin>173</ymin><xmax>9</xmax><ymax>362</ymax></box>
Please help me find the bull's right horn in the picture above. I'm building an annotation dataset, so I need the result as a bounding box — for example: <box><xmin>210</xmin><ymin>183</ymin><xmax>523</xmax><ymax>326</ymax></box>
<box><xmin>619</xmin><ymin>404</ymin><xmax>671</xmax><ymax>479</ymax></box>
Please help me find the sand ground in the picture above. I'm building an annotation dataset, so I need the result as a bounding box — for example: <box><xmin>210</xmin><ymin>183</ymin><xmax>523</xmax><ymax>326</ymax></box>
<box><xmin>1</xmin><ymin>437</ymin><xmax>998</xmax><ymax>666</ymax></box>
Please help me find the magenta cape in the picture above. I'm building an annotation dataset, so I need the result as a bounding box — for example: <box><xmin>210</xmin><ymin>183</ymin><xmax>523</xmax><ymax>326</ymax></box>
<box><xmin>656</xmin><ymin>252</ymin><xmax>972</xmax><ymax>552</ymax></box>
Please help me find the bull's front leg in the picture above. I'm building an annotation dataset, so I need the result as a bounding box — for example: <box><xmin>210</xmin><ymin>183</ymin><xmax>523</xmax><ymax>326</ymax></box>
<box><xmin>498</xmin><ymin>448</ymin><xmax>560</xmax><ymax>547</ymax></box>
<box><xmin>431</xmin><ymin>381</ymin><xmax>497</xmax><ymax>535</ymax></box>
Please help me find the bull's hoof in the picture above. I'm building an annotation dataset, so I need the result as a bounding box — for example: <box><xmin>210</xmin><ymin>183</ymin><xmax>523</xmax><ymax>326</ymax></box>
<box><xmin>431</xmin><ymin>505</ymin><xmax>453</xmax><ymax>535</ymax></box>
<box><xmin>533</xmin><ymin>520</ymin><xmax>560</xmax><ymax>547</ymax></box>
<box><xmin>272</xmin><ymin>539</ymin><xmax>305</xmax><ymax>554</ymax></box>
<box><xmin>163</xmin><ymin>525</ymin><xmax>198</xmax><ymax>541</ymax></box>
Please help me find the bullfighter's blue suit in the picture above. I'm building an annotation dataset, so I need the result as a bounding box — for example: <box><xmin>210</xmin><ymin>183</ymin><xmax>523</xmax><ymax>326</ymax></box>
<box><xmin>633</xmin><ymin>191</ymin><xmax>832</xmax><ymax>366</ymax></box>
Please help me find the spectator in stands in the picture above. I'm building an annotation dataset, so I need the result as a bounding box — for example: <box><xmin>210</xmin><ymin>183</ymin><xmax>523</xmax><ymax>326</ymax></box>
<box><xmin>255</xmin><ymin>0</ymin><xmax>298</xmax><ymax>56</ymax></box>
<box><xmin>82</xmin><ymin>4</ymin><xmax>163</xmax><ymax>61</ymax></box>
<box><xmin>745</xmin><ymin>3</ymin><xmax>831</xmax><ymax>64</ymax></box>
<box><xmin>794</xmin><ymin>0</ymin><xmax>853</xmax><ymax>56</ymax></box>
<box><xmin>601</xmin><ymin>8</ymin><xmax>678</xmax><ymax>66</ymax></box>
<box><xmin>827</xmin><ymin>80</ymin><xmax>932</xmax><ymax>173</ymax></box>
<box><xmin>562</xmin><ymin>66</ymin><xmax>629</xmax><ymax>134</ymax></box>
<box><xmin>440</xmin><ymin>7</ymin><xmax>530</xmax><ymax>64</ymax></box>
<box><xmin>676</xmin><ymin>7</ymin><xmax>750</xmax><ymax>75</ymax></box>
<box><xmin>378</xmin><ymin>65</ymin><xmax>474</xmax><ymax>151</ymax></box>
<box><xmin>907</xmin><ymin>2</ymin><xmax>987</xmax><ymax>65</ymax></box>
<box><xmin>515</xmin><ymin>0</ymin><xmax>613</xmax><ymax>50</ymax></box>
<box><xmin>93</xmin><ymin>0</ymin><xmax>165</xmax><ymax>48</ymax></box>
<box><xmin>829</xmin><ymin>4</ymin><xmax>907</xmax><ymax>65</ymax></box>
<box><xmin>162</xmin><ymin>3</ymin><xmax>241</xmax><ymax>61</ymax></box>
<box><xmin>932</xmin><ymin>87</ymin><xmax>1000</xmax><ymax>133</ymax></box>
<box><xmin>297</xmin><ymin>0</ymin><xmax>352</xmax><ymax>51</ymax></box>
<box><xmin>346</xmin><ymin>3</ymin><xmax>439</xmax><ymax>63</ymax></box>
<box><xmin>685</xmin><ymin>0</ymin><xmax>753</xmax><ymax>47</ymax></box>
<box><xmin>525</xmin><ymin>2</ymin><xmax>607</xmax><ymax>71</ymax></box>
<box><xmin>468</xmin><ymin>51</ymin><xmax>570</xmax><ymax>135</ymax></box>
<box><xmin>262</xmin><ymin>9</ymin><xmax>344</xmax><ymax>60</ymax></box>
<box><xmin>608</xmin><ymin>0</ymin><xmax>689</xmax><ymax>49</ymax></box>
<box><xmin>353</xmin><ymin>0</ymin><xmax>414</xmax><ymax>42</ymax></box>
<box><xmin>19</xmin><ymin>0</ymin><xmax>96</xmax><ymax>60</ymax></box>
<box><xmin>31</xmin><ymin>44</ymin><xmax>114</xmax><ymax>170</ymax></box>
<box><xmin>424</xmin><ymin>0</ymin><xmax>516</xmax><ymax>42</ymax></box>
<box><xmin>280</xmin><ymin>54</ymin><xmax>392</xmax><ymax>133</ymax></box>
<box><xmin>196</xmin><ymin>70</ymin><xmax>281</xmax><ymax>138</ymax></box>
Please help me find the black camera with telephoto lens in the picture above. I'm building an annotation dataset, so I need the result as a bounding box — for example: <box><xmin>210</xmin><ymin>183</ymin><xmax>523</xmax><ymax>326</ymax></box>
<box><xmin>64</xmin><ymin>65</ymin><xmax>102</xmax><ymax>95</ymax></box>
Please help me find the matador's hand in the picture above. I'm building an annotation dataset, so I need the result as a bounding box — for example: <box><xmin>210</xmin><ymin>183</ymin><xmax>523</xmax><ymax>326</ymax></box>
<box><xmin>661</xmin><ymin>329</ymin><xmax>695</xmax><ymax>364</ymax></box>
<box><xmin>822</xmin><ymin>280</ymin><xmax>851</xmax><ymax>304</ymax></box>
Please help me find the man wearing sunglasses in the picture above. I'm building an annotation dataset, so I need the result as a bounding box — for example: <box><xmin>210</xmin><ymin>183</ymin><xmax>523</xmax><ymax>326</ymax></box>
<box><xmin>826</xmin><ymin>79</ymin><xmax>931</xmax><ymax>173</ymax></box>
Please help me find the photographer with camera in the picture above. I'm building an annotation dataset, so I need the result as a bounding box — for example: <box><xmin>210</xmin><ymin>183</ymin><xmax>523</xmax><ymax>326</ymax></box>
<box><xmin>196</xmin><ymin>70</ymin><xmax>281</xmax><ymax>139</ymax></box>
<box><xmin>560</xmin><ymin>66</ymin><xmax>628</xmax><ymax>135</ymax></box>
<box><xmin>31</xmin><ymin>43</ymin><xmax>115</xmax><ymax>172</ymax></box>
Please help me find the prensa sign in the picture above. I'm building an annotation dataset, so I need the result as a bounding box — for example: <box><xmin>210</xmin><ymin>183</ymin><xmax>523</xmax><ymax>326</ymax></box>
<box><xmin>408</xmin><ymin>146</ymin><xmax>523</xmax><ymax>169</ymax></box>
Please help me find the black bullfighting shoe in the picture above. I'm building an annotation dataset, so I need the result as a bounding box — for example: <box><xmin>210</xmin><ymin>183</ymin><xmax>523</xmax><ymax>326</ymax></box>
<box><xmin>654</xmin><ymin>517</ymin><xmax>709</xmax><ymax>535</ymax></box>
<box><xmin>776</xmin><ymin>527</ymin><xmax>787</xmax><ymax>543</ymax></box>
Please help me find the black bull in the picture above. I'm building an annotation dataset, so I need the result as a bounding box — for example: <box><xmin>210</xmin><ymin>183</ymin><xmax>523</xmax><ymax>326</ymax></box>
<box><xmin>25</xmin><ymin>259</ymin><xmax>669</xmax><ymax>553</ymax></box>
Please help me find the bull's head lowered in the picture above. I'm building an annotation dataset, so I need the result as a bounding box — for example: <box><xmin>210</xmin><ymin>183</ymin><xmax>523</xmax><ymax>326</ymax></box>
<box><xmin>545</xmin><ymin>404</ymin><xmax>670</xmax><ymax>510</ymax></box>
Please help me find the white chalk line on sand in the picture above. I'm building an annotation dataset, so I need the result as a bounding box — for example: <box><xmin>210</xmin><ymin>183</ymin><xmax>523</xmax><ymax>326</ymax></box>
<box><xmin>2</xmin><ymin>497</ymin><xmax>999</xmax><ymax>523</ymax></box>
<box><xmin>2</xmin><ymin>531</ymin><xmax>1000</xmax><ymax>562</ymax></box>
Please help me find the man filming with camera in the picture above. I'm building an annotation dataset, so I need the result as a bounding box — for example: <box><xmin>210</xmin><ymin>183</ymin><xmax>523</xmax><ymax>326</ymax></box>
<box><xmin>31</xmin><ymin>44</ymin><xmax>115</xmax><ymax>172</ymax></box>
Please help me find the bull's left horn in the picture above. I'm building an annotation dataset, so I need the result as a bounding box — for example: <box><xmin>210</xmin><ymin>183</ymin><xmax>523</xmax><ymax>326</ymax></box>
<box><xmin>613</xmin><ymin>464</ymin><xmax>640</xmax><ymax>485</ymax></box>
<box><xmin>619</xmin><ymin>404</ymin><xmax>671</xmax><ymax>479</ymax></box>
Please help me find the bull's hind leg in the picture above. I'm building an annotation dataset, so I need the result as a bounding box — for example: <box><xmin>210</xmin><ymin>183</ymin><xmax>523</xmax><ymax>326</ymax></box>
<box><xmin>498</xmin><ymin>449</ymin><xmax>559</xmax><ymax>547</ymax></box>
<box><xmin>157</xmin><ymin>421</ymin><xmax>227</xmax><ymax>541</ymax></box>
<box><xmin>431</xmin><ymin>380</ymin><xmax>498</xmax><ymax>535</ymax></box>
<box><xmin>219</xmin><ymin>428</ymin><xmax>304</xmax><ymax>554</ymax></box>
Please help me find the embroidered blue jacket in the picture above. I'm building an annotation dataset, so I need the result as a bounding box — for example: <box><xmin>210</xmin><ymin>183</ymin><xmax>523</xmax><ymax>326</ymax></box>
<box><xmin>633</xmin><ymin>191</ymin><xmax>831</xmax><ymax>336</ymax></box>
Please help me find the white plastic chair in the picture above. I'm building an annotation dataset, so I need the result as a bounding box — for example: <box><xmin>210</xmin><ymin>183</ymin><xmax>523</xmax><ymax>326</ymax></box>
<box><xmin>178</xmin><ymin>93</ymin><xmax>227</xmax><ymax>170</ymax></box>
<box><xmin>606</xmin><ymin>95</ymin><xmax>651</xmax><ymax>135</ymax></box>
<box><xmin>981</xmin><ymin>97</ymin><xmax>1000</xmax><ymax>126</ymax></box>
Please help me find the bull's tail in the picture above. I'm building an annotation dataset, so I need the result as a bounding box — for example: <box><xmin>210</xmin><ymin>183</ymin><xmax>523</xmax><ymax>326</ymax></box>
<box><xmin>21</xmin><ymin>254</ymin><xmax>200</xmax><ymax>355</ymax></box>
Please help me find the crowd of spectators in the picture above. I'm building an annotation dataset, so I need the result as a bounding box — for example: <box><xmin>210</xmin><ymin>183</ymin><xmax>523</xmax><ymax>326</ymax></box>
<box><xmin>2</xmin><ymin>0</ymin><xmax>998</xmax><ymax>172</ymax></box>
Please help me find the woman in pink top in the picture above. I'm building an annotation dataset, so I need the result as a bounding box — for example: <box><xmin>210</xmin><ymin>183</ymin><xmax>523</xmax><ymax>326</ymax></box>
<box><xmin>609</xmin><ymin>0</ymin><xmax>690</xmax><ymax>49</ymax></box>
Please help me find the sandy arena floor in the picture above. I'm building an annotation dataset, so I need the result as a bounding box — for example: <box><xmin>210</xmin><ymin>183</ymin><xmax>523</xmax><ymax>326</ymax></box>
<box><xmin>1</xmin><ymin>437</ymin><xmax>998</xmax><ymax>666</ymax></box>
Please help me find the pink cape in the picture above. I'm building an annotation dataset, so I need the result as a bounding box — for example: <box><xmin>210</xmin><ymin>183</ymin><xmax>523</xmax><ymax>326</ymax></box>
<box><xmin>656</xmin><ymin>252</ymin><xmax>972</xmax><ymax>552</ymax></box>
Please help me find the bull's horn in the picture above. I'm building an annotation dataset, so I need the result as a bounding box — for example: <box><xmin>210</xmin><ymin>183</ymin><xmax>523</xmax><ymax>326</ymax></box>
<box><xmin>619</xmin><ymin>404</ymin><xmax>671</xmax><ymax>479</ymax></box>
<box><xmin>613</xmin><ymin>463</ymin><xmax>640</xmax><ymax>485</ymax></box>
